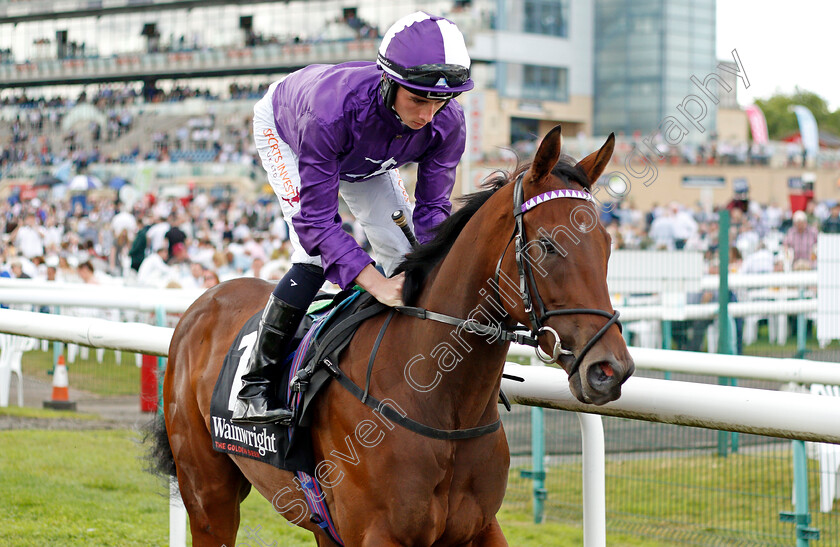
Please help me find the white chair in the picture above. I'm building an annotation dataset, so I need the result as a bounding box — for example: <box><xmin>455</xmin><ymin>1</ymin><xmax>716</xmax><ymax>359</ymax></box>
<box><xmin>809</xmin><ymin>383</ymin><xmax>840</xmax><ymax>513</ymax></box>
<box><xmin>0</xmin><ymin>333</ymin><xmax>39</xmax><ymax>407</ymax></box>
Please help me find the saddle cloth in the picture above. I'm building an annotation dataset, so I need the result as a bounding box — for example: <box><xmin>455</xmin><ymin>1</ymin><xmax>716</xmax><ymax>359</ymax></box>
<box><xmin>209</xmin><ymin>289</ymin><xmax>374</xmax><ymax>474</ymax></box>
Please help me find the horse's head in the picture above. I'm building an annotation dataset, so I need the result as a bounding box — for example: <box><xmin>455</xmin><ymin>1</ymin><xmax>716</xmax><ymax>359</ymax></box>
<box><xmin>502</xmin><ymin>125</ymin><xmax>634</xmax><ymax>404</ymax></box>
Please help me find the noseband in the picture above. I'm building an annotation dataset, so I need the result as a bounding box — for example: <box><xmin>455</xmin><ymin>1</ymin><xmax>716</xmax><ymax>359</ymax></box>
<box><xmin>493</xmin><ymin>174</ymin><xmax>621</xmax><ymax>376</ymax></box>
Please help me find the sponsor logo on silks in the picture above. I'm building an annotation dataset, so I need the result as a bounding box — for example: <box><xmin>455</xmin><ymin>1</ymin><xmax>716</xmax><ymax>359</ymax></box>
<box><xmin>396</xmin><ymin>174</ymin><xmax>410</xmax><ymax>203</ymax></box>
<box><xmin>212</xmin><ymin>416</ymin><xmax>279</xmax><ymax>457</ymax></box>
<box><xmin>281</xmin><ymin>187</ymin><xmax>300</xmax><ymax>207</ymax></box>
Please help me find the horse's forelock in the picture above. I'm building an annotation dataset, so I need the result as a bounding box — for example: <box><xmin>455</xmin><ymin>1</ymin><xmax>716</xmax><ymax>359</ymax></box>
<box><xmin>550</xmin><ymin>155</ymin><xmax>592</xmax><ymax>191</ymax></box>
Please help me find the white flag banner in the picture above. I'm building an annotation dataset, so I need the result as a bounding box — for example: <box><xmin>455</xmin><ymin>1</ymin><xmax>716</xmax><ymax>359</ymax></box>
<box><xmin>792</xmin><ymin>105</ymin><xmax>820</xmax><ymax>159</ymax></box>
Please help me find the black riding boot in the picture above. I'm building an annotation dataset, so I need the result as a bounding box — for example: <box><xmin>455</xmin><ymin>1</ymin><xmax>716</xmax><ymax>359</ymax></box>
<box><xmin>230</xmin><ymin>294</ymin><xmax>305</xmax><ymax>425</ymax></box>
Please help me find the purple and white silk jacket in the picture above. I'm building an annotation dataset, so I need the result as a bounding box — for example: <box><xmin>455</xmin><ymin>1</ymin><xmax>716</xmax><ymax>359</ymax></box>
<box><xmin>270</xmin><ymin>61</ymin><xmax>466</xmax><ymax>289</ymax></box>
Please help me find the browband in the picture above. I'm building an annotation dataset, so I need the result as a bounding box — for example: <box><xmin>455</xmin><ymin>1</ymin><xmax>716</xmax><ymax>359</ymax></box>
<box><xmin>520</xmin><ymin>189</ymin><xmax>593</xmax><ymax>214</ymax></box>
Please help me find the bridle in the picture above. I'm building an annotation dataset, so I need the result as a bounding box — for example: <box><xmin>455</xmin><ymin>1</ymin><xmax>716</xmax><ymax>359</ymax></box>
<box><xmin>394</xmin><ymin>172</ymin><xmax>621</xmax><ymax>378</ymax></box>
<box><xmin>492</xmin><ymin>173</ymin><xmax>621</xmax><ymax>377</ymax></box>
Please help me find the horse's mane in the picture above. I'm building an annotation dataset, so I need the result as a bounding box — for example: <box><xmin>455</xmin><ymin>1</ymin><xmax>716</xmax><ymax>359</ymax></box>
<box><xmin>395</xmin><ymin>166</ymin><xmax>518</xmax><ymax>303</ymax></box>
<box><xmin>396</xmin><ymin>154</ymin><xmax>590</xmax><ymax>304</ymax></box>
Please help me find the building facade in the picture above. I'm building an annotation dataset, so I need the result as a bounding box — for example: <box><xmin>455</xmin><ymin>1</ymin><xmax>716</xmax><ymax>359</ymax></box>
<box><xmin>593</xmin><ymin>0</ymin><xmax>717</xmax><ymax>139</ymax></box>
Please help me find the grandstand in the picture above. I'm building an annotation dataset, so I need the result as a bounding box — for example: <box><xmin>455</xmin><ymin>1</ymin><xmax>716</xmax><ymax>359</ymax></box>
<box><xmin>1</xmin><ymin>0</ymin><xmax>839</xmax><ymax>208</ymax></box>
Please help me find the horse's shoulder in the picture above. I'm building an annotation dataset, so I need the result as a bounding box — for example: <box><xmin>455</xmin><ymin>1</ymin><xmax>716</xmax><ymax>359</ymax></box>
<box><xmin>204</xmin><ymin>277</ymin><xmax>274</xmax><ymax>305</ymax></box>
<box><xmin>179</xmin><ymin>278</ymin><xmax>273</xmax><ymax>330</ymax></box>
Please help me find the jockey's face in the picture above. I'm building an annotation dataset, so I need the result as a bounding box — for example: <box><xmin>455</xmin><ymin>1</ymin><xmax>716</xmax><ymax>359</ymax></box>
<box><xmin>393</xmin><ymin>86</ymin><xmax>447</xmax><ymax>130</ymax></box>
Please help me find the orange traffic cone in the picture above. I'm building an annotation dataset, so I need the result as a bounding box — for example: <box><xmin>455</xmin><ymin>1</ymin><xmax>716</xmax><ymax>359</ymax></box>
<box><xmin>44</xmin><ymin>355</ymin><xmax>77</xmax><ymax>411</ymax></box>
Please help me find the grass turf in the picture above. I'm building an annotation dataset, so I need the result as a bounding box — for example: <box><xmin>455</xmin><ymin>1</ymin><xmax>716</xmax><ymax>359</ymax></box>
<box><xmin>0</xmin><ymin>429</ymin><xmax>668</xmax><ymax>546</ymax></box>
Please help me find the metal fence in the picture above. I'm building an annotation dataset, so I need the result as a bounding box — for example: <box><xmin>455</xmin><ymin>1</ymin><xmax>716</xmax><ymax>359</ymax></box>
<box><xmin>501</xmin><ymin>370</ymin><xmax>840</xmax><ymax>545</ymax></box>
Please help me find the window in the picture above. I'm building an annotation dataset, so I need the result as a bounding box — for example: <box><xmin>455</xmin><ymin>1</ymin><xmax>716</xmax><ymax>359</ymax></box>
<box><xmin>523</xmin><ymin>0</ymin><xmax>569</xmax><ymax>37</ymax></box>
<box><xmin>511</xmin><ymin>117</ymin><xmax>539</xmax><ymax>143</ymax></box>
<box><xmin>522</xmin><ymin>64</ymin><xmax>568</xmax><ymax>102</ymax></box>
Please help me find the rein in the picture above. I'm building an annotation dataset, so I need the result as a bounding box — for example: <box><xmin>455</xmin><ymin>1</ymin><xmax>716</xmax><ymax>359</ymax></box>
<box><xmin>300</xmin><ymin>299</ymin><xmax>503</xmax><ymax>441</ymax></box>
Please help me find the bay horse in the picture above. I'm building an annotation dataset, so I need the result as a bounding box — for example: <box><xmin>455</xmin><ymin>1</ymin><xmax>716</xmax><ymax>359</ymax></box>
<box><xmin>152</xmin><ymin>125</ymin><xmax>634</xmax><ymax>546</ymax></box>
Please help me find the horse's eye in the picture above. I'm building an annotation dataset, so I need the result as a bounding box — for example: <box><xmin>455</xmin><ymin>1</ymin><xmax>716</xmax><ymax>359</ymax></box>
<box><xmin>539</xmin><ymin>237</ymin><xmax>557</xmax><ymax>254</ymax></box>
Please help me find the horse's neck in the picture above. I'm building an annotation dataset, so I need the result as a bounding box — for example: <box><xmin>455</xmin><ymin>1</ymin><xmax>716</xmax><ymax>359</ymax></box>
<box><xmin>402</xmin><ymin>198</ymin><xmax>514</xmax><ymax>424</ymax></box>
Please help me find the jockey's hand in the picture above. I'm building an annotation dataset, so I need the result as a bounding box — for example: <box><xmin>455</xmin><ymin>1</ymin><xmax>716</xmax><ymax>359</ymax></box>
<box><xmin>354</xmin><ymin>264</ymin><xmax>405</xmax><ymax>307</ymax></box>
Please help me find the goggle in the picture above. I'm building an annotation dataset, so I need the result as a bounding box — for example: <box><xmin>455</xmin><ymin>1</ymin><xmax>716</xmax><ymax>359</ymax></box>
<box><xmin>379</xmin><ymin>54</ymin><xmax>470</xmax><ymax>88</ymax></box>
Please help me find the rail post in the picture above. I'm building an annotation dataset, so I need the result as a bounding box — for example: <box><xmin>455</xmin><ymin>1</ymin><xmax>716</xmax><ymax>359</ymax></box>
<box><xmin>796</xmin><ymin>288</ymin><xmax>809</xmax><ymax>359</ymax></box>
<box><xmin>661</xmin><ymin>320</ymin><xmax>672</xmax><ymax>380</ymax></box>
<box><xmin>521</xmin><ymin>356</ymin><xmax>547</xmax><ymax>524</ymax></box>
<box><xmin>717</xmin><ymin>209</ymin><xmax>732</xmax><ymax>458</ymax></box>
<box><xmin>578</xmin><ymin>413</ymin><xmax>606</xmax><ymax>547</ymax></box>
<box><xmin>780</xmin><ymin>440</ymin><xmax>820</xmax><ymax>545</ymax></box>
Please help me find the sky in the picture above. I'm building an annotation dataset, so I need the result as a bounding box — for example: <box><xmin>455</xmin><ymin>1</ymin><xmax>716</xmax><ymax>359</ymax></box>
<box><xmin>716</xmin><ymin>0</ymin><xmax>840</xmax><ymax>110</ymax></box>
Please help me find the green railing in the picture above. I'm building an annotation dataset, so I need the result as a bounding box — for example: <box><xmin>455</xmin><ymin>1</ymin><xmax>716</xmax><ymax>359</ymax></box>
<box><xmin>508</xmin><ymin>217</ymin><xmax>840</xmax><ymax>544</ymax></box>
<box><xmin>502</xmin><ymin>401</ymin><xmax>840</xmax><ymax>546</ymax></box>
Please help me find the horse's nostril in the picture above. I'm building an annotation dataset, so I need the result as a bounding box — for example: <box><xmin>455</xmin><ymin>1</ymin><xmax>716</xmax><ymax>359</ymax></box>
<box><xmin>588</xmin><ymin>360</ymin><xmax>618</xmax><ymax>387</ymax></box>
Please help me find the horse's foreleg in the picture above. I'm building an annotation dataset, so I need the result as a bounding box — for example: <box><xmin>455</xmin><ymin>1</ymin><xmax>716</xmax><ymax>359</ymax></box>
<box><xmin>467</xmin><ymin>518</ymin><xmax>508</xmax><ymax>547</ymax></box>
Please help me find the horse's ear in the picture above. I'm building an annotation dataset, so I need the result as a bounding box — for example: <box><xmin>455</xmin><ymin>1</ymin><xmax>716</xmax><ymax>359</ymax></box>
<box><xmin>575</xmin><ymin>133</ymin><xmax>615</xmax><ymax>186</ymax></box>
<box><xmin>525</xmin><ymin>125</ymin><xmax>563</xmax><ymax>185</ymax></box>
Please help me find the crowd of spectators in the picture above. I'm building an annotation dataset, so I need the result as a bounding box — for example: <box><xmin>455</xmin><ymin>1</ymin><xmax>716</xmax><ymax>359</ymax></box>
<box><xmin>1</xmin><ymin>189</ymin><xmax>294</xmax><ymax>291</ymax></box>
<box><xmin>6</xmin><ymin>78</ymin><xmax>840</xmax><ymax>179</ymax></box>
<box><xmin>1</xmin><ymin>177</ymin><xmax>835</xmax><ymax>292</ymax></box>
<box><xmin>602</xmin><ymin>196</ymin><xmax>839</xmax><ymax>274</ymax></box>
<box><xmin>1</xmin><ymin>84</ymin><xmax>262</xmax><ymax>173</ymax></box>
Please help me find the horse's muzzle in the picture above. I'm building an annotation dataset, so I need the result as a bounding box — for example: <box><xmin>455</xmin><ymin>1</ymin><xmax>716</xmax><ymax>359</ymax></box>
<box><xmin>567</xmin><ymin>351</ymin><xmax>634</xmax><ymax>406</ymax></box>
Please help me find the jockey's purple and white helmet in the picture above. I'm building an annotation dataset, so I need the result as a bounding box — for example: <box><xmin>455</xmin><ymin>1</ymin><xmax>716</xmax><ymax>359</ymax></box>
<box><xmin>377</xmin><ymin>11</ymin><xmax>474</xmax><ymax>101</ymax></box>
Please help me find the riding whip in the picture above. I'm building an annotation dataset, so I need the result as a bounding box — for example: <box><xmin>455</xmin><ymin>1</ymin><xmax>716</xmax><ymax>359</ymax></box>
<box><xmin>391</xmin><ymin>210</ymin><xmax>419</xmax><ymax>249</ymax></box>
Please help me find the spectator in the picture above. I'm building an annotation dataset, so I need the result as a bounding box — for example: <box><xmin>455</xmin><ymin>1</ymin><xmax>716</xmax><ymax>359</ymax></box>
<box><xmin>180</xmin><ymin>261</ymin><xmax>206</xmax><ymax>289</ymax></box>
<box><xmin>12</xmin><ymin>213</ymin><xmax>45</xmax><ymax>260</ymax></box>
<box><xmin>76</xmin><ymin>260</ymin><xmax>114</xmax><ymax>284</ymax></box>
<box><xmin>128</xmin><ymin>213</ymin><xmax>154</xmax><ymax>272</ymax></box>
<box><xmin>671</xmin><ymin>203</ymin><xmax>698</xmax><ymax>250</ymax></box>
<box><xmin>146</xmin><ymin>213</ymin><xmax>170</xmax><ymax>253</ymax></box>
<box><xmin>165</xmin><ymin>213</ymin><xmax>187</xmax><ymax>259</ymax></box>
<box><xmin>648</xmin><ymin>207</ymin><xmax>676</xmax><ymax>250</ymax></box>
<box><xmin>202</xmin><ymin>270</ymin><xmax>220</xmax><ymax>288</ymax></box>
<box><xmin>739</xmin><ymin>242</ymin><xmax>776</xmax><ymax>274</ymax></box>
<box><xmin>136</xmin><ymin>239</ymin><xmax>173</xmax><ymax>287</ymax></box>
<box><xmin>783</xmin><ymin>210</ymin><xmax>818</xmax><ymax>269</ymax></box>
<box><xmin>822</xmin><ymin>203</ymin><xmax>840</xmax><ymax>234</ymax></box>
<box><xmin>111</xmin><ymin>204</ymin><xmax>138</xmax><ymax>241</ymax></box>
<box><xmin>9</xmin><ymin>259</ymin><xmax>31</xmax><ymax>279</ymax></box>
<box><xmin>41</xmin><ymin>255</ymin><xmax>63</xmax><ymax>283</ymax></box>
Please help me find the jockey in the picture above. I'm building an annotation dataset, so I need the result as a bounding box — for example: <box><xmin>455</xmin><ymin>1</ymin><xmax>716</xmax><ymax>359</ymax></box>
<box><xmin>232</xmin><ymin>11</ymin><xmax>474</xmax><ymax>425</ymax></box>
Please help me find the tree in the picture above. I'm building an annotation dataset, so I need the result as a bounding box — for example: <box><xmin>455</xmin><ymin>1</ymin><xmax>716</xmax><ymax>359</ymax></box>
<box><xmin>754</xmin><ymin>88</ymin><xmax>840</xmax><ymax>141</ymax></box>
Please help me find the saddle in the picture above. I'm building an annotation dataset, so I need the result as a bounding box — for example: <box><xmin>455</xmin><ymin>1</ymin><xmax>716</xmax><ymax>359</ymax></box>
<box><xmin>209</xmin><ymin>288</ymin><xmax>383</xmax><ymax>473</ymax></box>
